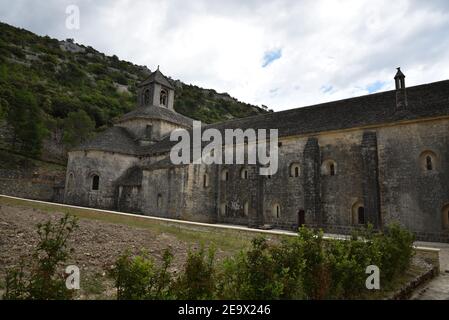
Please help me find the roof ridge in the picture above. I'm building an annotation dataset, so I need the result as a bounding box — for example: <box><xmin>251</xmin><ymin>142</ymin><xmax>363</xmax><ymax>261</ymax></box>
<box><xmin>204</xmin><ymin>78</ymin><xmax>449</xmax><ymax>128</ymax></box>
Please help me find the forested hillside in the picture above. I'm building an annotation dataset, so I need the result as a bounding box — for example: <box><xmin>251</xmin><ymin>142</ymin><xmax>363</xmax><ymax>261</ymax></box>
<box><xmin>0</xmin><ymin>22</ymin><xmax>266</xmax><ymax>162</ymax></box>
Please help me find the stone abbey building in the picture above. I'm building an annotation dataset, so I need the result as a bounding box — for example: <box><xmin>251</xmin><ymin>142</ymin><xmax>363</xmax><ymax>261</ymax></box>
<box><xmin>64</xmin><ymin>68</ymin><xmax>449</xmax><ymax>242</ymax></box>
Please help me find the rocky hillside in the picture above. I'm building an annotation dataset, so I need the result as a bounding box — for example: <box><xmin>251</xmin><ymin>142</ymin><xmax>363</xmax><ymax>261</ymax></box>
<box><xmin>0</xmin><ymin>22</ymin><xmax>266</xmax><ymax>163</ymax></box>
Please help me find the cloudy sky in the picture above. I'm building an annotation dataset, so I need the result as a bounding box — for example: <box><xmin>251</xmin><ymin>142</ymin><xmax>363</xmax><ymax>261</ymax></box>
<box><xmin>1</xmin><ymin>0</ymin><xmax>449</xmax><ymax>111</ymax></box>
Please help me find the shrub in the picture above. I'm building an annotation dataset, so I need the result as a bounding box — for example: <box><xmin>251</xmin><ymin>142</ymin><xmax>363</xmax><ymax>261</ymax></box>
<box><xmin>110</xmin><ymin>224</ymin><xmax>414</xmax><ymax>300</ymax></box>
<box><xmin>172</xmin><ymin>246</ymin><xmax>216</xmax><ymax>300</ymax></box>
<box><xmin>374</xmin><ymin>223</ymin><xmax>415</xmax><ymax>282</ymax></box>
<box><xmin>326</xmin><ymin>236</ymin><xmax>380</xmax><ymax>299</ymax></box>
<box><xmin>294</xmin><ymin>227</ymin><xmax>332</xmax><ymax>300</ymax></box>
<box><xmin>217</xmin><ymin>237</ymin><xmax>285</xmax><ymax>300</ymax></box>
<box><xmin>3</xmin><ymin>214</ymin><xmax>78</xmax><ymax>300</ymax></box>
<box><xmin>111</xmin><ymin>249</ymin><xmax>174</xmax><ymax>300</ymax></box>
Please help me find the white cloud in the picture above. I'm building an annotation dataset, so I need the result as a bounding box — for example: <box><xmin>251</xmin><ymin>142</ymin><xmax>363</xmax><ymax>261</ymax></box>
<box><xmin>1</xmin><ymin>0</ymin><xmax>449</xmax><ymax>111</ymax></box>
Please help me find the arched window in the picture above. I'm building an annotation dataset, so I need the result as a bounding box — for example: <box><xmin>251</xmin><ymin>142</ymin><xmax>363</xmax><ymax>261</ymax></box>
<box><xmin>157</xmin><ymin>194</ymin><xmax>163</xmax><ymax>209</ymax></box>
<box><xmin>241</xmin><ymin>168</ymin><xmax>248</xmax><ymax>180</ymax></box>
<box><xmin>91</xmin><ymin>175</ymin><xmax>99</xmax><ymax>191</ymax></box>
<box><xmin>426</xmin><ymin>156</ymin><xmax>433</xmax><ymax>171</ymax></box>
<box><xmin>330</xmin><ymin>163</ymin><xmax>336</xmax><ymax>176</ymax></box>
<box><xmin>244</xmin><ymin>202</ymin><xmax>249</xmax><ymax>216</ymax></box>
<box><xmin>352</xmin><ymin>201</ymin><xmax>364</xmax><ymax>225</ymax></box>
<box><xmin>203</xmin><ymin>173</ymin><xmax>209</xmax><ymax>188</ymax></box>
<box><xmin>290</xmin><ymin>163</ymin><xmax>300</xmax><ymax>177</ymax></box>
<box><xmin>358</xmin><ymin>207</ymin><xmax>365</xmax><ymax>225</ymax></box>
<box><xmin>221</xmin><ymin>169</ymin><xmax>229</xmax><ymax>181</ymax></box>
<box><xmin>144</xmin><ymin>89</ymin><xmax>150</xmax><ymax>105</ymax></box>
<box><xmin>272</xmin><ymin>204</ymin><xmax>281</xmax><ymax>218</ymax></box>
<box><xmin>321</xmin><ymin>160</ymin><xmax>337</xmax><ymax>176</ymax></box>
<box><xmin>160</xmin><ymin>90</ymin><xmax>167</xmax><ymax>106</ymax></box>
<box><xmin>420</xmin><ymin>151</ymin><xmax>437</xmax><ymax>172</ymax></box>
<box><xmin>220</xmin><ymin>203</ymin><xmax>226</xmax><ymax>216</ymax></box>
<box><xmin>442</xmin><ymin>204</ymin><xmax>449</xmax><ymax>230</ymax></box>
<box><xmin>67</xmin><ymin>172</ymin><xmax>75</xmax><ymax>190</ymax></box>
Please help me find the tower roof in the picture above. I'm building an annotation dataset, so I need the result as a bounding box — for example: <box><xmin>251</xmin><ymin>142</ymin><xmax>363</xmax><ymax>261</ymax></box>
<box><xmin>394</xmin><ymin>67</ymin><xmax>405</xmax><ymax>79</ymax></box>
<box><xmin>139</xmin><ymin>68</ymin><xmax>175</xmax><ymax>89</ymax></box>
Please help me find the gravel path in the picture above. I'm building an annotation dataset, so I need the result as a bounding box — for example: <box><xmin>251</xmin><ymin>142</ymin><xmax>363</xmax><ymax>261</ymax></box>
<box><xmin>411</xmin><ymin>242</ymin><xmax>449</xmax><ymax>300</ymax></box>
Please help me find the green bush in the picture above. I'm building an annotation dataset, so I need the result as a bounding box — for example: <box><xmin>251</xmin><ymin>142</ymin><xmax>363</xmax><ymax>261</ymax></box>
<box><xmin>3</xmin><ymin>214</ymin><xmax>78</xmax><ymax>300</ymax></box>
<box><xmin>217</xmin><ymin>237</ymin><xmax>285</xmax><ymax>300</ymax></box>
<box><xmin>172</xmin><ymin>246</ymin><xmax>216</xmax><ymax>299</ymax></box>
<box><xmin>374</xmin><ymin>223</ymin><xmax>415</xmax><ymax>282</ymax></box>
<box><xmin>110</xmin><ymin>249</ymin><xmax>174</xmax><ymax>300</ymax></box>
<box><xmin>109</xmin><ymin>224</ymin><xmax>414</xmax><ymax>300</ymax></box>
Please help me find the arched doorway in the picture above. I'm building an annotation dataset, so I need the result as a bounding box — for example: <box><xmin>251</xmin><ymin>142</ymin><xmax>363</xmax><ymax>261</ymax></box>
<box><xmin>298</xmin><ymin>209</ymin><xmax>305</xmax><ymax>228</ymax></box>
<box><xmin>442</xmin><ymin>204</ymin><xmax>449</xmax><ymax>230</ymax></box>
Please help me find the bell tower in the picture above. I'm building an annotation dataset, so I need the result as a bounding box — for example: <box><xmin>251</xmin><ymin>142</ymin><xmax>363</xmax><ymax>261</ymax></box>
<box><xmin>394</xmin><ymin>67</ymin><xmax>407</xmax><ymax>110</ymax></box>
<box><xmin>137</xmin><ymin>66</ymin><xmax>175</xmax><ymax>110</ymax></box>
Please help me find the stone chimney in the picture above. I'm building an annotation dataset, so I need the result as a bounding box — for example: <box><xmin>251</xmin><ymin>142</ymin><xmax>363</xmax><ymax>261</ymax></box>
<box><xmin>394</xmin><ymin>67</ymin><xmax>407</xmax><ymax>109</ymax></box>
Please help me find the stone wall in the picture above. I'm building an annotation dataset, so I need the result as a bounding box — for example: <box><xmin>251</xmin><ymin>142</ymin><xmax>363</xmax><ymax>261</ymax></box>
<box><xmin>378</xmin><ymin>119</ymin><xmax>449</xmax><ymax>235</ymax></box>
<box><xmin>64</xmin><ymin>150</ymin><xmax>139</xmax><ymax>209</ymax></box>
<box><xmin>0</xmin><ymin>169</ymin><xmax>57</xmax><ymax>201</ymax></box>
<box><xmin>141</xmin><ymin>166</ymin><xmax>187</xmax><ymax>219</ymax></box>
<box><xmin>63</xmin><ymin>117</ymin><xmax>449</xmax><ymax>243</ymax></box>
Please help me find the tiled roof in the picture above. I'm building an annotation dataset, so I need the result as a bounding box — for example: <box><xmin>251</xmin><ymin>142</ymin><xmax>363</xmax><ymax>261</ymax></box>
<box><xmin>73</xmin><ymin>126</ymin><xmax>139</xmax><ymax>154</ymax></box>
<box><xmin>139</xmin><ymin>69</ymin><xmax>175</xmax><ymax>89</ymax></box>
<box><xmin>117</xmin><ymin>105</ymin><xmax>194</xmax><ymax>127</ymax></box>
<box><xmin>141</xmin><ymin>79</ymin><xmax>449</xmax><ymax>155</ymax></box>
<box><xmin>73</xmin><ymin>79</ymin><xmax>449</xmax><ymax>157</ymax></box>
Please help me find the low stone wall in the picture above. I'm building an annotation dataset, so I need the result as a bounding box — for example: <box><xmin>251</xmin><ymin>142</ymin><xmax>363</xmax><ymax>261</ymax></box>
<box><xmin>0</xmin><ymin>169</ymin><xmax>64</xmax><ymax>201</ymax></box>
<box><xmin>320</xmin><ymin>223</ymin><xmax>449</xmax><ymax>244</ymax></box>
<box><xmin>390</xmin><ymin>247</ymin><xmax>440</xmax><ymax>300</ymax></box>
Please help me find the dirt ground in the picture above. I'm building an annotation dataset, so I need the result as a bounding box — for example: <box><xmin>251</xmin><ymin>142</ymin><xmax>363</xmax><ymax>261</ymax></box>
<box><xmin>0</xmin><ymin>204</ymin><xmax>230</xmax><ymax>299</ymax></box>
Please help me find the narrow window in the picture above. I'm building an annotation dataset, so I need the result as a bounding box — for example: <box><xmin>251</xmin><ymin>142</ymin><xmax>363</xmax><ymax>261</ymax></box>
<box><xmin>157</xmin><ymin>194</ymin><xmax>162</xmax><ymax>209</ymax></box>
<box><xmin>145</xmin><ymin>125</ymin><xmax>152</xmax><ymax>140</ymax></box>
<box><xmin>221</xmin><ymin>169</ymin><xmax>229</xmax><ymax>181</ymax></box>
<box><xmin>290</xmin><ymin>163</ymin><xmax>300</xmax><ymax>177</ymax></box>
<box><xmin>241</xmin><ymin>168</ymin><xmax>248</xmax><ymax>180</ymax></box>
<box><xmin>144</xmin><ymin>89</ymin><xmax>150</xmax><ymax>105</ymax></box>
<box><xmin>68</xmin><ymin>173</ymin><xmax>74</xmax><ymax>190</ymax></box>
<box><xmin>358</xmin><ymin>207</ymin><xmax>365</xmax><ymax>225</ymax></box>
<box><xmin>160</xmin><ymin>90</ymin><xmax>167</xmax><ymax>106</ymax></box>
<box><xmin>91</xmin><ymin>175</ymin><xmax>99</xmax><ymax>191</ymax></box>
<box><xmin>203</xmin><ymin>174</ymin><xmax>209</xmax><ymax>187</ymax></box>
<box><xmin>244</xmin><ymin>202</ymin><xmax>249</xmax><ymax>217</ymax></box>
<box><xmin>298</xmin><ymin>210</ymin><xmax>305</xmax><ymax>227</ymax></box>
<box><xmin>443</xmin><ymin>205</ymin><xmax>449</xmax><ymax>230</ymax></box>
<box><xmin>330</xmin><ymin>163</ymin><xmax>335</xmax><ymax>176</ymax></box>
<box><xmin>426</xmin><ymin>155</ymin><xmax>433</xmax><ymax>171</ymax></box>
<box><xmin>272</xmin><ymin>204</ymin><xmax>281</xmax><ymax>218</ymax></box>
<box><xmin>447</xmin><ymin>211</ymin><xmax>449</xmax><ymax>229</ymax></box>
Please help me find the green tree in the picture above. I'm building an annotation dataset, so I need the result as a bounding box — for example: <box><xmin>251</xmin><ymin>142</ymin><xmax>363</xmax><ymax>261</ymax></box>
<box><xmin>63</xmin><ymin>109</ymin><xmax>95</xmax><ymax>148</ymax></box>
<box><xmin>6</xmin><ymin>88</ymin><xmax>47</xmax><ymax>156</ymax></box>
